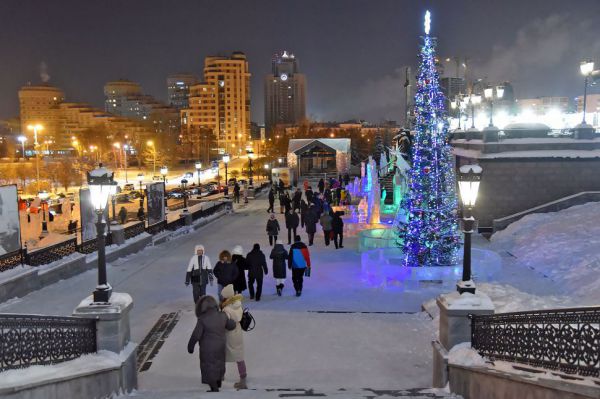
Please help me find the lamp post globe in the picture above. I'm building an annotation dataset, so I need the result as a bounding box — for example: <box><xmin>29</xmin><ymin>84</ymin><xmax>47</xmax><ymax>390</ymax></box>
<box><xmin>457</xmin><ymin>164</ymin><xmax>483</xmax><ymax>294</ymax></box>
<box><xmin>86</xmin><ymin>163</ymin><xmax>117</xmax><ymax>303</ymax></box>
<box><xmin>222</xmin><ymin>154</ymin><xmax>230</xmax><ymax>186</ymax></box>
<box><xmin>195</xmin><ymin>161</ymin><xmax>202</xmax><ymax>186</ymax></box>
<box><xmin>38</xmin><ymin>190</ymin><xmax>50</xmax><ymax>235</ymax></box>
<box><xmin>580</xmin><ymin>60</ymin><xmax>595</xmax><ymax>124</ymax></box>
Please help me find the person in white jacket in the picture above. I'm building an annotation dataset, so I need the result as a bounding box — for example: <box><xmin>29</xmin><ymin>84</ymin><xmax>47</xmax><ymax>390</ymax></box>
<box><xmin>220</xmin><ymin>284</ymin><xmax>247</xmax><ymax>389</ymax></box>
<box><xmin>185</xmin><ymin>244</ymin><xmax>213</xmax><ymax>304</ymax></box>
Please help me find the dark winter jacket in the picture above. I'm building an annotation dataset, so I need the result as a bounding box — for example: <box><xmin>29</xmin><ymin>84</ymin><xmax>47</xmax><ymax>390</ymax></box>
<box><xmin>268</xmin><ymin>190</ymin><xmax>275</xmax><ymax>204</ymax></box>
<box><xmin>266</xmin><ymin>218</ymin><xmax>280</xmax><ymax>236</ymax></box>
<box><xmin>292</xmin><ymin>191</ymin><xmax>302</xmax><ymax>208</ymax></box>
<box><xmin>319</xmin><ymin>212</ymin><xmax>333</xmax><ymax>231</ymax></box>
<box><xmin>332</xmin><ymin>211</ymin><xmax>344</xmax><ymax>233</ymax></box>
<box><xmin>285</xmin><ymin>212</ymin><xmax>300</xmax><ymax>229</ymax></box>
<box><xmin>279</xmin><ymin>192</ymin><xmax>285</xmax><ymax>206</ymax></box>
<box><xmin>283</xmin><ymin>195</ymin><xmax>292</xmax><ymax>213</ymax></box>
<box><xmin>304</xmin><ymin>207</ymin><xmax>318</xmax><ymax>234</ymax></box>
<box><xmin>187</xmin><ymin>295</ymin><xmax>235</xmax><ymax>384</ymax></box>
<box><xmin>246</xmin><ymin>245</ymin><xmax>268</xmax><ymax>278</ymax></box>
<box><xmin>305</xmin><ymin>189</ymin><xmax>314</xmax><ymax>204</ymax></box>
<box><xmin>288</xmin><ymin>241</ymin><xmax>311</xmax><ymax>269</ymax></box>
<box><xmin>231</xmin><ymin>254</ymin><xmax>248</xmax><ymax>293</ymax></box>
<box><xmin>269</xmin><ymin>243</ymin><xmax>288</xmax><ymax>279</ymax></box>
<box><xmin>213</xmin><ymin>261</ymin><xmax>239</xmax><ymax>287</ymax></box>
<box><xmin>234</xmin><ymin>183</ymin><xmax>240</xmax><ymax>194</ymax></box>
<box><xmin>318</xmin><ymin>179</ymin><xmax>325</xmax><ymax>193</ymax></box>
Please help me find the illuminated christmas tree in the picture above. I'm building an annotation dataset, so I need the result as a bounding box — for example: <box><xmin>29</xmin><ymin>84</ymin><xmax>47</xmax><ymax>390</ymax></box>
<box><xmin>400</xmin><ymin>11</ymin><xmax>460</xmax><ymax>267</ymax></box>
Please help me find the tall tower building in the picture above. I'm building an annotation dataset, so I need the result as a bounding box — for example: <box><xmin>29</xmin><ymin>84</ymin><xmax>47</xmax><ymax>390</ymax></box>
<box><xmin>167</xmin><ymin>74</ymin><xmax>199</xmax><ymax>109</ymax></box>
<box><xmin>18</xmin><ymin>84</ymin><xmax>66</xmax><ymax>148</ymax></box>
<box><xmin>264</xmin><ymin>50</ymin><xmax>307</xmax><ymax>134</ymax></box>
<box><xmin>182</xmin><ymin>52</ymin><xmax>251</xmax><ymax>156</ymax></box>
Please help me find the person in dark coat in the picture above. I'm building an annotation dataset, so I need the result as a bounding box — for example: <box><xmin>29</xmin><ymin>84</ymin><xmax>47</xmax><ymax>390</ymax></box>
<box><xmin>213</xmin><ymin>250</ymin><xmax>239</xmax><ymax>301</ymax></box>
<box><xmin>267</xmin><ymin>189</ymin><xmax>275</xmax><ymax>213</ymax></box>
<box><xmin>318</xmin><ymin>178</ymin><xmax>325</xmax><ymax>194</ymax></box>
<box><xmin>332</xmin><ymin>211</ymin><xmax>345</xmax><ymax>249</ymax></box>
<box><xmin>245</xmin><ymin>243</ymin><xmax>268</xmax><ymax>301</ymax></box>
<box><xmin>319</xmin><ymin>211</ymin><xmax>333</xmax><ymax>246</ymax></box>
<box><xmin>269</xmin><ymin>241</ymin><xmax>288</xmax><ymax>296</ymax></box>
<box><xmin>266</xmin><ymin>213</ymin><xmax>280</xmax><ymax>246</ymax></box>
<box><xmin>278</xmin><ymin>178</ymin><xmax>285</xmax><ymax>193</ymax></box>
<box><xmin>283</xmin><ymin>192</ymin><xmax>292</xmax><ymax>214</ymax></box>
<box><xmin>288</xmin><ymin>235</ymin><xmax>311</xmax><ymax>297</ymax></box>
<box><xmin>300</xmin><ymin>199</ymin><xmax>308</xmax><ymax>228</ymax></box>
<box><xmin>231</xmin><ymin>245</ymin><xmax>248</xmax><ymax>294</ymax></box>
<box><xmin>343</xmin><ymin>173</ymin><xmax>350</xmax><ymax>186</ymax></box>
<box><xmin>278</xmin><ymin>191</ymin><xmax>285</xmax><ymax>213</ymax></box>
<box><xmin>324</xmin><ymin>187</ymin><xmax>333</xmax><ymax>204</ymax></box>
<box><xmin>292</xmin><ymin>188</ymin><xmax>302</xmax><ymax>211</ymax></box>
<box><xmin>118</xmin><ymin>206</ymin><xmax>127</xmax><ymax>224</ymax></box>
<box><xmin>305</xmin><ymin>187</ymin><xmax>314</xmax><ymax>204</ymax></box>
<box><xmin>304</xmin><ymin>205</ymin><xmax>318</xmax><ymax>246</ymax></box>
<box><xmin>137</xmin><ymin>207</ymin><xmax>145</xmax><ymax>221</ymax></box>
<box><xmin>335</xmin><ymin>187</ymin><xmax>342</xmax><ymax>206</ymax></box>
<box><xmin>233</xmin><ymin>183</ymin><xmax>241</xmax><ymax>203</ymax></box>
<box><xmin>187</xmin><ymin>295</ymin><xmax>236</xmax><ymax>392</ymax></box>
<box><xmin>285</xmin><ymin>209</ymin><xmax>300</xmax><ymax>244</ymax></box>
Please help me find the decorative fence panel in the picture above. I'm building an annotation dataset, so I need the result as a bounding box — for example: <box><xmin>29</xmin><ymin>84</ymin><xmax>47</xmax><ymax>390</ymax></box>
<box><xmin>78</xmin><ymin>233</ymin><xmax>113</xmax><ymax>254</ymax></box>
<box><xmin>166</xmin><ymin>216</ymin><xmax>186</xmax><ymax>231</ymax></box>
<box><xmin>471</xmin><ymin>307</ymin><xmax>600</xmax><ymax>378</ymax></box>
<box><xmin>0</xmin><ymin>250</ymin><xmax>22</xmax><ymax>272</ymax></box>
<box><xmin>146</xmin><ymin>220</ymin><xmax>166</xmax><ymax>235</ymax></box>
<box><xmin>124</xmin><ymin>222</ymin><xmax>145</xmax><ymax>240</ymax></box>
<box><xmin>24</xmin><ymin>238</ymin><xmax>78</xmax><ymax>267</ymax></box>
<box><xmin>0</xmin><ymin>314</ymin><xmax>97</xmax><ymax>371</ymax></box>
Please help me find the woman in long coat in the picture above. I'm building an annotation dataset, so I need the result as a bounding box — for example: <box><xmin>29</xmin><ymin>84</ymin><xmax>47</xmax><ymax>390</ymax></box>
<box><xmin>270</xmin><ymin>241</ymin><xmax>288</xmax><ymax>296</ymax></box>
<box><xmin>187</xmin><ymin>295</ymin><xmax>235</xmax><ymax>392</ymax></box>
<box><xmin>231</xmin><ymin>245</ymin><xmax>248</xmax><ymax>294</ymax></box>
<box><xmin>220</xmin><ymin>284</ymin><xmax>247</xmax><ymax>389</ymax></box>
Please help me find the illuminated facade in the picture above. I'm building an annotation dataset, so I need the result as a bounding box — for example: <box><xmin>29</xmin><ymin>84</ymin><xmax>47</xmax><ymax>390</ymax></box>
<box><xmin>167</xmin><ymin>74</ymin><xmax>199</xmax><ymax>109</ymax></box>
<box><xmin>18</xmin><ymin>84</ymin><xmax>65</xmax><ymax>147</ymax></box>
<box><xmin>182</xmin><ymin>52</ymin><xmax>251</xmax><ymax>155</ymax></box>
<box><xmin>265</xmin><ymin>50</ymin><xmax>307</xmax><ymax>134</ymax></box>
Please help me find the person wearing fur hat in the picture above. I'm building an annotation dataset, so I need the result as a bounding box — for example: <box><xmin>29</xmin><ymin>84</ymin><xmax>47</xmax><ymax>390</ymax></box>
<box><xmin>187</xmin><ymin>295</ymin><xmax>236</xmax><ymax>392</ymax></box>
<box><xmin>185</xmin><ymin>245</ymin><xmax>214</xmax><ymax>304</ymax></box>
<box><xmin>269</xmin><ymin>240</ymin><xmax>288</xmax><ymax>296</ymax></box>
<box><xmin>220</xmin><ymin>284</ymin><xmax>247</xmax><ymax>389</ymax></box>
<box><xmin>231</xmin><ymin>245</ymin><xmax>249</xmax><ymax>294</ymax></box>
<box><xmin>245</xmin><ymin>243</ymin><xmax>268</xmax><ymax>301</ymax></box>
<box><xmin>214</xmin><ymin>251</ymin><xmax>239</xmax><ymax>301</ymax></box>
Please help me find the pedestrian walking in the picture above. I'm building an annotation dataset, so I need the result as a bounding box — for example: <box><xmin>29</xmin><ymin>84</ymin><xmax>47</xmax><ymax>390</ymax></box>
<box><xmin>318</xmin><ymin>178</ymin><xmax>325</xmax><ymax>194</ymax></box>
<box><xmin>231</xmin><ymin>245</ymin><xmax>248</xmax><ymax>295</ymax></box>
<box><xmin>246</xmin><ymin>243</ymin><xmax>268</xmax><ymax>301</ymax></box>
<box><xmin>283</xmin><ymin>192</ymin><xmax>292</xmax><ymax>214</ymax></box>
<box><xmin>233</xmin><ymin>182</ymin><xmax>241</xmax><ymax>203</ymax></box>
<box><xmin>288</xmin><ymin>235</ymin><xmax>311</xmax><ymax>297</ymax></box>
<box><xmin>278</xmin><ymin>179</ymin><xmax>285</xmax><ymax>194</ymax></box>
<box><xmin>304</xmin><ymin>205</ymin><xmax>318</xmax><ymax>246</ymax></box>
<box><xmin>320</xmin><ymin>211</ymin><xmax>333</xmax><ymax>246</ymax></box>
<box><xmin>270</xmin><ymin>240</ymin><xmax>288</xmax><ymax>296</ymax></box>
<box><xmin>266</xmin><ymin>213</ymin><xmax>280</xmax><ymax>246</ymax></box>
<box><xmin>300</xmin><ymin>199</ymin><xmax>308</xmax><ymax>228</ymax></box>
<box><xmin>285</xmin><ymin>209</ymin><xmax>299</xmax><ymax>244</ymax></box>
<box><xmin>220</xmin><ymin>284</ymin><xmax>248</xmax><ymax>389</ymax></box>
<box><xmin>292</xmin><ymin>188</ymin><xmax>302</xmax><ymax>212</ymax></box>
<box><xmin>332</xmin><ymin>211</ymin><xmax>344</xmax><ymax>249</ymax></box>
<box><xmin>267</xmin><ymin>189</ymin><xmax>275</xmax><ymax>213</ymax></box>
<box><xmin>185</xmin><ymin>245</ymin><xmax>214</xmax><ymax>304</ymax></box>
<box><xmin>214</xmin><ymin>251</ymin><xmax>239</xmax><ymax>301</ymax></box>
<box><xmin>305</xmin><ymin>186</ymin><xmax>314</xmax><ymax>204</ymax></box>
<box><xmin>118</xmin><ymin>206</ymin><xmax>127</xmax><ymax>224</ymax></box>
<box><xmin>278</xmin><ymin>191</ymin><xmax>285</xmax><ymax>214</ymax></box>
<box><xmin>187</xmin><ymin>295</ymin><xmax>236</xmax><ymax>392</ymax></box>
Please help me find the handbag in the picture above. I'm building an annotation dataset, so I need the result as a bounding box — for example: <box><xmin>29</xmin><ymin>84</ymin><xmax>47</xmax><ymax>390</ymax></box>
<box><xmin>240</xmin><ymin>308</ymin><xmax>255</xmax><ymax>332</ymax></box>
<box><xmin>304</xmin><ymin>267</ymin><xmax>311</xmax><ymax>277</ymax></box>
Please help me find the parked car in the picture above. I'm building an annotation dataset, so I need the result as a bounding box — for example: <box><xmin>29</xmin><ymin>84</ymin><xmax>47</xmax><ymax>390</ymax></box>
<box><xmin>115</xmin><ymin>194</ymin><xmax>131</xmax><ymax>203</ymax></box>
<box><xmin>123</xmin><ymin>183</ymin><xmax>135</xmax><ymax>191</ymax></box>
<box><xmin>167</xmin><ymin>189</ymin><xmax>185</xmax><ymax>199</ymax></box>
<box><xmin>128</xmin><ymin>191</ymin><xmax>142</xmax><ymax>199</ymax></box>
<box><xmin>202</xmin><ymin>184</ymin><xmax>219</xmax><ymax>195</ymax></box>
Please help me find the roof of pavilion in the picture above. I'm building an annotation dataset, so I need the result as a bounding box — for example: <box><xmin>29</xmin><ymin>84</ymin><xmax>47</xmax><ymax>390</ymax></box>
<box><xmin>288</xmin><ymin>138</ymin><xmax>351</xmax><ymax>154</ymax></box>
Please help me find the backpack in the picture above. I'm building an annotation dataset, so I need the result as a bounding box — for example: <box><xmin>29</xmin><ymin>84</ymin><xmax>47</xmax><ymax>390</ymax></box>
<box><xmin>240</xmin><ymin>308</ymin><xmax>255</xmax><ymax>332</ymax></box>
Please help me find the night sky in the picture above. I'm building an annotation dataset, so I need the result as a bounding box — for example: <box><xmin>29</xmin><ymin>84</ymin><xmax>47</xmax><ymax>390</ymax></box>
<box><xmin>1</xmin><ymin>0</ymin><xmax>599</xmax><ymax>123</ymax></box>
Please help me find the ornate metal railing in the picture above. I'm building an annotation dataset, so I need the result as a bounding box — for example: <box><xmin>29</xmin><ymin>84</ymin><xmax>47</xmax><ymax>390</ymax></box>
<box><xmin>0</xmin><ymin>314</ymin><xmax>97</xmax><ymax>371</ymax></box>
<box><xmin>146</xmin><ymin>220</ymin><xmax>166</xmax><ymax>235</ymax></box>
<box><xmin>471</xmin><ymin>307</ymin><xmax>600</xmax><ymax>377</ymax></box>
<box><xmin>0</xmin><ymin>250</ymin><xmax>22</xmax><ymax>272</ymax></box>
<box><xmin>166</xmin><ymin>216</ymin><xmax>186</xmax><ymax>231</ymax></box>
<box><xmin>124</xmin><ymin>221</ymin><xmax>145</xmax><ymax>240</ymax></box>
<box><xmin>77</xmin><ymin>233</ymin><xmax>113</xmax><ymax>254</ymax></box>
<box><xmin>24</xmin><ymin>238</ymin><xmax>78</xmax><ymax>267</ymax></box>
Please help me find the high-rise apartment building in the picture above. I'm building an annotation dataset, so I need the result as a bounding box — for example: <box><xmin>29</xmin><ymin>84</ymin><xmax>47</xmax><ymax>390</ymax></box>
<box><xmin>104</xmin><ymin>79</ymin><xmax>179</xmax><ymax>135</ymax></box>
<box><xmin>18</xmin><ymin>84</ymin><xmax>66</xmax><ymax>148</ymax></box>
<box><xmin>167</xmin><ymin>74</ymin><xmax>199</xmax><ymax>109</ymax></box>
<box><xmin>182</xmin><ymin>52</ymin><xmax>251</xmax><ymax>155</ymax></box>
<box><xmin>440</xmin><ymin>77</ymin><xmax>466</xmax><ymax>110</ymax></box>
<box><xmin>264</xmin><ymin>50</ymin><xmax>307</xmax><ymax>134</ymax></box>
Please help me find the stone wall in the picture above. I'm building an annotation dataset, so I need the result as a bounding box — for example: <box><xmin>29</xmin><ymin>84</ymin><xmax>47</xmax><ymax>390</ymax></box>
<box><xmin>456</xmin><ymin>156</ymin><xmax>600</xmax><ymax>228</ymax></box>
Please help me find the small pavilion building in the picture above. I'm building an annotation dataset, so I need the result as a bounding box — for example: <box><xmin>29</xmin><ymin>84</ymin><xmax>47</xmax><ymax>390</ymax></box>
<box><xmin>287</xmin><ymin>138</ymin><xmax>351</xmax><ymax>179</ymax></box>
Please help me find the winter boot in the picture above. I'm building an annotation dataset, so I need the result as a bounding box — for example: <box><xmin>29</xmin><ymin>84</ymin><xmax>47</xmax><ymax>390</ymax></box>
<box><xmin>234</xmin><ymin>377</ymin><xmax>247</xmax><ymax>390</ymax></box>
<box><xmin>296</xmin><ymin>290</ymin><xmax>301</xmax><ymax>297</ymax></box>
<box><xmin>276</xmin><ymin>285</ymin><xmax>282</xmax><ymax>296</ymax></box>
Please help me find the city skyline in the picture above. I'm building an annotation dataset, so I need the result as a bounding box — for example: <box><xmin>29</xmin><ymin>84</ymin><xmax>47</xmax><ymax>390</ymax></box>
<box><xmin>1</xmin><ymin>0</ymin><xmax>599</xmax><ymax>125</ymax></box>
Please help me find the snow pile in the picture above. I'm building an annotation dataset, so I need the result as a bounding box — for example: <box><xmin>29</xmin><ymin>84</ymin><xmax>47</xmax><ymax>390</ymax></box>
<box><xmin>476</xmin><ymin>283</ymin><xmax>574</xmax><ymax>313</ymax></box>
<box><xmin>448</xmin><ymin>342</ymin><xmax>487</xmax><ymax>367</ymax></box>
<box><xmin>491</xmin><ymin>201</ymin><xmax>600</xmax><ymax>304</ymax></box>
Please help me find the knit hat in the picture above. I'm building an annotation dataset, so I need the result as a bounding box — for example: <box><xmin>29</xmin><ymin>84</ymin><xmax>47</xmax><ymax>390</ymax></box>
<box><xmin>221</xmin><ymin>284</ymin><xmax>235</xmax><ymax>299</ymax></box>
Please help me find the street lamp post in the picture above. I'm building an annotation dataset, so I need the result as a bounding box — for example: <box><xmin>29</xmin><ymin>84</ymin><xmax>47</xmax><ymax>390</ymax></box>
<box><xmin>246</xmin><ymin>149</ymin><xmax>254</xmax><ymax>186</ymax></box>
<box><xmin>181</xmin><ymin>179</ymin><xmax>188</xmax><ymax>210</ymax></box>
<box><xmin>160</xmin><ymin>165</ymin><xmax>168</xmax><ymax>208</ymax></box>
<box><xmin>195</xmin><ymin>161</ymin><xmax>202</xmax><ymax>186</ymax></box>
<box><xmin>38</xmin><ymin>190</ymin><xmax>49</xmax><ymax>235</ymax></box>
<box><xmin>457</xmin><ymin>164</ymin><xmax>483</xmax><ymax>295</ymax></box>
<box><xmin>580</xmin><ymin>60</ymin><xmax>595</xmax><ymax>124</ymax></box>
<box><xmin>123</xmin><ymin>144</ymin><xmax>129</xmax><ymax>183</ymax></box>
<box><xmin>223</xmin><ymin>154</ymin><xmax>230</xmax><ymax>186</ymax></box>
<box><xmin>17</xmin><ymin>136</ymin><xmax>27</xmax><ymax>160</ymax></box>
<box><xmin>86</xmin><ymin>164</ymin><xmax>117</xmax><ymax>303</ymax></box>
<box><xmin>483</xmin><ymin>86</ymin><xmax>504</xmax><ymax>127</ymax></box>
<box><xmin>27</xmin><ymin>124</ymin><xmax>43</xmax><ymax>192</ymax></box>
<box><xmin>469</xmin><ymin>95</ymin><xmax>482</xmax><ymax>129</ymax></box>
<box><xmin>137</xmin><ymin>172</ymin><xmax>145</xmax><ymax>214</ymax></box>
<box><xmin>147</xmin><ymin>140</ymin><xmax>156</xmax><ymax>176</ymax></box>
